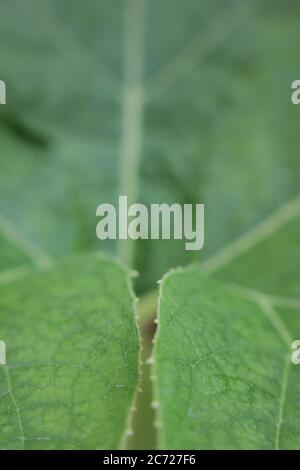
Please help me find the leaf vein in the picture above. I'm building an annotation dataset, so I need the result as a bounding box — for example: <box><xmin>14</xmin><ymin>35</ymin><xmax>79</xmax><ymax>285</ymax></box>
<box><xmin>118</xmin><ymin>0</ymin><xmax>145</xmax><ymax>267</ymax></box>
<box><xmin>202</xmin><ymin>193</ymin><xmax>300</xmax><ymax>274</ymax></box>
<box><xmin>146</xmin><ymin>0</ymin><xmax>258</xmax><ymax>99</ymax></box>
<box><xmin>2</xmin><ymin>367</ymin><xmax>26</xmax><ymax>450</ymax></box>
<box><xmin>0</xmin><ymin>212</ymin><xmax>52</xmax><ymax>269</ymax></box>
<box><xmin>275</xmin><ymin>354</ymin><xmax>291</xmax><ymax>450</ymax></box>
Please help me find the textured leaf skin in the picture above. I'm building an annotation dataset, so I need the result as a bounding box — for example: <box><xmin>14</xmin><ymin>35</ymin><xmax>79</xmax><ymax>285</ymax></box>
<box><xmin>0</xmin><ymin>0</ymin><xmax>300</xmax><ymax>451</ymax></box>
<box><xmin>0</xmin><ymin>254</ymin><xmax>139</xmax><ymax>450</ymax></box>
<box><xmin>154</xmin><ymin>267</ymin><xmax>300</xmax><ymax>450</ymax></box>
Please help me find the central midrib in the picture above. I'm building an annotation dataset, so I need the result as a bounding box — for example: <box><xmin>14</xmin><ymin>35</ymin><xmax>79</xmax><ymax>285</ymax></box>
<box><xmin>118</xmin><ymin>0</ymin><xmax>145</xmax><ymax>268</ymax></box>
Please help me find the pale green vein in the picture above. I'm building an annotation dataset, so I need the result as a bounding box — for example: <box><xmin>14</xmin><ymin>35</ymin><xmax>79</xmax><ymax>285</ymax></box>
<box><xmin>229</xmin><ymin>283</ymin><xmax>300</xmax><ymax>312</ymax></box>
<box><xmin>275</xmin><ymin>354</ymin><xmax>291</xmax><ymax>450</ymax></box>
<box><xmin>0</xmin><ymin>213</ymin><xmax>52</xmax><ymax>269</ymax></box>
<box><xmin>145</xmin><ymin>0</ymin><xmax>258</xmax><ymax>100</ymax></box>
<box><xmin>205</xmin><ymin>188</ymin><xmax>298</xmax><ymax>450</ymax></box>
<box><xmin>2</xmin><ymin>367</ymin><xmax>26</xmax><ymax>450</ymax></box>
<box><xmin>257</xmin><ymin>298</ymin><xmax>292</xmax><ymax>348</ymax></box>
<box><xmin>236</xmin><ymin>292</ymin><xmax>292</xmax><ymax>450</ymax></box>
<box><xmin>38</xmin><ymin>1</ymin><xmax>121</xmax><ymax>100</ymax></box>
<box><xmin>258</xmin><ymin>299</ymin><xmax>292</xmax><ymax>451</ymax></box>
<box><xmin>229</xmin><ymin>284</ymin><xmax>292</xmax><ymax>347</ymax></box>
<box><xmin>202</xmin><ymin>193</ymin><xmax>300</xmax><ymax>274</ymax></box>
<box><xmin>118</xmin><ymin>0</ymin><xmax>145</xmax><ymax>268</ymax></box>
<box><xmin>140</xmin><ymin>191</ymin><xmax>300</xmax><ymax>318</ymax></box>
<box><xmin>0</xmin><ymin>266</ymin><xmax>33</xmax><ymax>285</ymax></box>
<box><xmin>154</xmin><ymin>269</ymin><xmax>295</xmax><ymax>450</ymax></box>
<box><xmin>268</xmin><ymin>295</ymin><xmax>300</xmax><ymax>311</ymax></box>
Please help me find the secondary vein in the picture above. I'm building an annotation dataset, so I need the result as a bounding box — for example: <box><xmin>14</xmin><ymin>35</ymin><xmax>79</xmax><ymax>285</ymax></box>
<box><xmin>0</xmin><ymin>266</ymin><xmax>32</xmax><ymax>285</ymax></box>
<box><xmin>145</xmin><ymin>0</ymin><xmax>258</xmax><ymax>100</ymax></box>
<box><xmin>202</xmin><ymin>193</ymin><xmax>300</xmax><ymax>274</ymax></box>
<box><xmin>2</xmin><ymin>366</ymin><xmax>26</xmax><ymax>450</ymax></box>
<box><xmin>252</xmin><ymin>298</ymin><xmax>291</xmax><ymax>450</ymax></box>
<box><xmin>252</xmin><ymin>295</ymin><xmax>292</xmax><ymax>348</ymax></box>
<box><xmin>275</xmin><ymin>354</ymin><xmax>291</xmax><ymax>450</ymax></box>
<box><xmin>40</xmin><ymin>1</ymin><xmax>121</xmax><ymax>100</ymax></box>
<box><xmin>0</xmin><ymin>212</ymin><xmax>52</xmax><ymax>269</ymax></box>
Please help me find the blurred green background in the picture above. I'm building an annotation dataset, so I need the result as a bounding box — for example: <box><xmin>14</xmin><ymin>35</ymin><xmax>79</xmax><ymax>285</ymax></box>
<box><xmin>1</xmin><ymin>0</ymin><xmax>300</xmax><ymax>293</ymax></box>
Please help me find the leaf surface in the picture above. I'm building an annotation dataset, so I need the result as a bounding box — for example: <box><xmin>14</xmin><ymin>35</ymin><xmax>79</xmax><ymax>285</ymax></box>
<box><xmin>154</xmin><ymin>266</ymin><xmax>300</xmax><ymax>449</ymax></box>
<box><xmin>0</xmin><ymin>1</ymin><xmax>300</xmax><ymax>292</ymax></box>
<box><xmin>0</xmin><ymin>254</ymin><xmax>139</xmax><ymax>449</ymax></box>
<box><xmin>0</xmin><ymin>0</ymin><xmax>300</xmax><ymax>451</ymax></box>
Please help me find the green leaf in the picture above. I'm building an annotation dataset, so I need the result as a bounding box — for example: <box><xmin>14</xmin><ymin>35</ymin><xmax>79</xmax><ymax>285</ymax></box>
<box><xmin>0</xmin><ymin>254</ymin><xmax>139</xmax><ymax>450</ymax></box>
<box><xmin>154</xmin><ymin>179</ymin><xmax>300</xmax><ymax>449</ymax></box>
<box><xmin>1</xmin><ymin>1</ymin><xmax>300</xmax><ymax>292</ymax></box>
<box><xmin>203</xmin><ymin>195</ymin><xmax>300</xmax><ymax>299</ymax></box>
<box><xmin>1</xmin><ymin>0</ymin><xmax>300</xmax><ymax>451</ymax></box>
<box><xmin>154</xmin><ymin>266</ymin><xmax>300</xmax><ymax>449</ymax></box>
